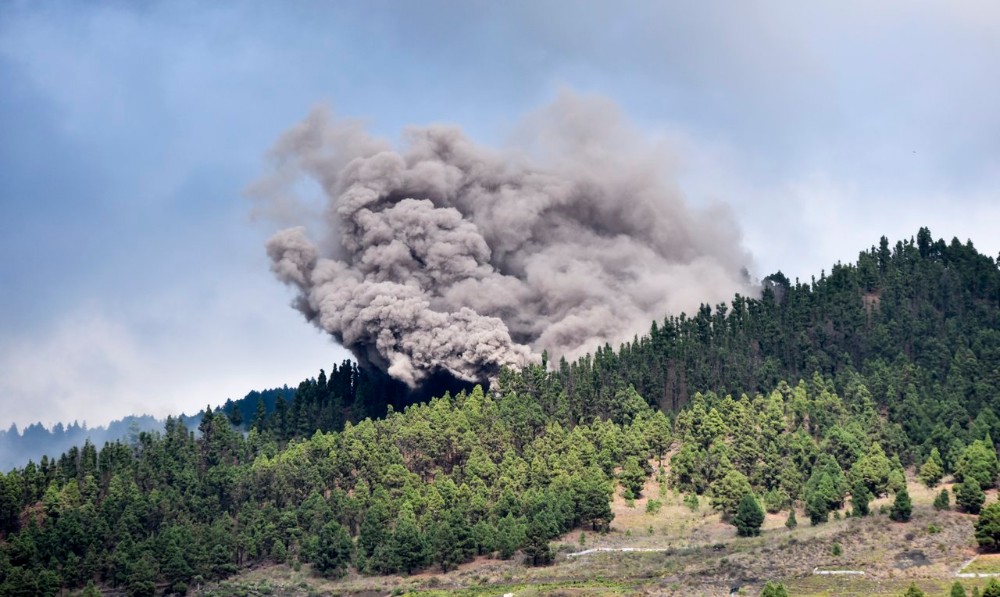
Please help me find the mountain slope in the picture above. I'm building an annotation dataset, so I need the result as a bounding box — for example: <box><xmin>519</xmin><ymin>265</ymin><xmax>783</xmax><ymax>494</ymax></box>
<box><xmin>1</xmin><ymin>228</ymin><xmax>998</xmax><ymax>595</ymax></box>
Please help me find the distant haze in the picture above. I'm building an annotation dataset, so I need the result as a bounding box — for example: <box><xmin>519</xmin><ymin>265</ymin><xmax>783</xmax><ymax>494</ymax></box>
<box><xmin>255</xmin><ymin>93</ymin><xmax>756</xmax><ymax>387</ymax></box>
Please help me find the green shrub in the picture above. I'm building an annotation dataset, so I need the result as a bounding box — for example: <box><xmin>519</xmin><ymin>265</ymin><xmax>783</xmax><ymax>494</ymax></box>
<box><xmin>785</xmin><ymin>509</ymin><xmax>797</xmax><ymax>529</ymax></box>
<box><xmin>934</xmin><ymin>488</ymin><xmax>951</xmax><ymax>511</ymax></box>
<box><xmin>645</xmin><ymin>498</ymin><xmax>662</xmax><ymax>515</ymax></box>
<box><xmin>983</xmin><ymin>578</ymin><xmax>1000</xmax><ymax>597</ymax></box>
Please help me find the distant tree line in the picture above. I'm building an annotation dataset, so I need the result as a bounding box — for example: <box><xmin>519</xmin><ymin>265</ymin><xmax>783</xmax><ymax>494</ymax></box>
<box><xmin>0</xmin><ymin>388</ymin><xmax>295</xmax><ymax>472</ymax></box>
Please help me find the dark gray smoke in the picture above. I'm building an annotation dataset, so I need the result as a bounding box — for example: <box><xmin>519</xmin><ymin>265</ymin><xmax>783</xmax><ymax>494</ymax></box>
<box><xmin>253</xmin><ymin>93</ymin><xmax>755</xmax><ymax>387</ymax></box>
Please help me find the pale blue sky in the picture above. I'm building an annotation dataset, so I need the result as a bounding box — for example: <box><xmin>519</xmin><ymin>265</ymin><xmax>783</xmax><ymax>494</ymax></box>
<box><xmin>1</xmin><ymin>1</ymin><xmax>998</xmax><ymax>426</ymax></box>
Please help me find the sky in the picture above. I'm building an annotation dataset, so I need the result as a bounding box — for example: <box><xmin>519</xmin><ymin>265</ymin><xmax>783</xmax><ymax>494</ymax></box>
<box><xmin>1</xmin><ymin>1</ymin><xmax>998</xmax><ymax>428</ymax></box>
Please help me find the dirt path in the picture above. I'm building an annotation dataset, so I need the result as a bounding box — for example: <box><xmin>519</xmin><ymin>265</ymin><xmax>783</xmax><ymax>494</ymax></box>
<box><xmin>566</xmin><ymin>546</ymin><xmax>676</xmax><ymax>557</ymax></box>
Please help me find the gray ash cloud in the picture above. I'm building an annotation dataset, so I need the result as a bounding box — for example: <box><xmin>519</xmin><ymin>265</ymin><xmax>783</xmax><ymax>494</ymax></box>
<box><xmin>254</xmin><ymin>93</ymin><xmax>755</xmax><ymax>387</ymax></box>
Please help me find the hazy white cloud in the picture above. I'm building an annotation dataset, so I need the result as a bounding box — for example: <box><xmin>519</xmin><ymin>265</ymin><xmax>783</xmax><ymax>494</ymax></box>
<box><xmin>0</xmin><ymin>277</ymin><xmax>348</xmax><ymax>428</ymax></box>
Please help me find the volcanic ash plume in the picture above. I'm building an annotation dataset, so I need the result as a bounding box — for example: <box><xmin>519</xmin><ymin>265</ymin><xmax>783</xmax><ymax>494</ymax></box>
<box><xmin>254</xmin><ymin>93</ymin><xmax>755</xmax><ymax>387</ymax></box>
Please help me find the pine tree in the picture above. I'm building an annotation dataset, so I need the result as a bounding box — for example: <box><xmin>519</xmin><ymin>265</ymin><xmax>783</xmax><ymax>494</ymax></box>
<box><xmin>785</xmin><ymin>509</ymin><xmax>797</xmax><ymax>529</ymax></box>
<box><xmin>957</xmin><ymin>478</ymin><xmax>986</xmax><ymax>514</ymax></box>
<box><xmin>390</xmin><ymin>505</ymin><xmax>427</xmax><ymax>574</ymax></box>
<box><xmin>934</xmin><ymin>488</ymin><xmax>951</xmax><ymax>511</ymax></box>
<box><xmin>428</xmin><ymin>519</ymin><xmax>459</xmax><ymax>572</ymax></box>
<box><xmin>620</xmin><ymin>457</ymin><xmax>647</xmax><ymax>497</ymax></box>
<box><xmin>956</xmin><ymin>440</ymin><xmax>1000</xmax><ymax>490</ymax></box>
<box><xmin>850</xmin><ymin>479</ymin><xmax>871</xmax><ymax>517</ymax></box>
<box><xmin>313</xmin><ymin>521</ymin><xmax>354</xmax><ymax>578</ymax></box>
<box><xmin>495</xmin><ymin>514</ymin><xmax>526</xmax><ymax>559</ymax></box>
<box><xmin>976</xmin><ymin>502</ymin><xmax>1000</xmax><ymax>551</ymax></box>
<box><xmin>226</xmin><ymin>403</ymin><xmax>243</xmax><ymax>428</ymax></box>
<box><xmin>806</xmin><ymin>491</ymin><xmax>829</xmax><ymax>525</ymax></box>
<box><xmin>919</xmin><ymin>448</ymin><xmax>944</xmax><ymax>488</ymax></box>
<box><xmin>951</xmin><ymin>581</ymin><xmax>967</xmax><ymax>597</ymax></box>
<box><xmin>732</xmin><ymin>493</ymin><xmax>765</xmax><ymax>537</ymax></box>
<box><xmin>272</xmin><ymin>540</ymin><xmax>287</xmax><ymax>564</ymax></box>
<box><xmin>522</xmin><ymin>515</ymin><xmax>554</xmax><ymax>566</ymax></box>
<box><xmin>251</xmin><ymin>398</ymin><xmax>267</xmax><ymax>431</ymax></box>
<box><xmin>890</xmin><ymin>485</ymin><xmax>912</xmax><ymax>522</ymax></box>
<box><xmin>711</xmin><ymin>470</ymin><xmax>754</xmax><ymax>520</ymax></box>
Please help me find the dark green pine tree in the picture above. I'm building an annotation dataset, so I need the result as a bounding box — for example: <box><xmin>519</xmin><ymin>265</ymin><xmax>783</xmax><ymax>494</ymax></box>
<box><xmin>732</xmin><ymin>493</ymin><xmax>765</xmax><ymax>537</ymax></box>
<box><xmin>126</xmin><ymin>552</ymin><xmax>159</xmax><ymax>597</ymax></box>
<box><xmin>251</xmin><ymin>397</ymin><xmax>267</xmax><ymax>431</ymax></box>
<box><xmin>226</xmin><ymin>403</ymin><xmax>243</xmax><ymax>427</ymax></box>
<box><xmin>390</xmin><ymin>506</ymin><xmax>426</xmax><ymax>574</ymax></box>
<box><xmin>574</xmin><ymin>471</ymin><xmax>614</xmax><ymax>531</ymax></box>
<box><xmin>522</xmin><ymin>515</ymin><xmax>554</xmax><ymax>567</ymax></box>
<box><xmin>428</xmin><ymin>518</ymin><xmax>459</xmax><ymax>572</ymax></box>
<box><xmin>313</xmin><ymin>521</ymin><xmax>354</xmax><ymax>579</ymax></box>
<box><xmin>957</xmin><ymin>478</ymin><xmax>986</xmax><ymax>514</ymax></box>
<box><xmin>806</xmin><ymin>491</ymin><xmax>829</xmax><ymax>526</ymax></box>
<box><xmin>620</xmin><ymin>457</ymin><xmax>647</xmax><ymax>498</ymax></box>
<box><xmin>890</xmin><ymin>486</ymin><xmax>912</xmax><ymax>522</ymax></box>
<box><xmin>357</xmin><ymin>497</ymin><xmax>391</xmax><ymax>573</ymax></box>
<box><xmin>495</xmin><ymin>514</ymin><xmax>526</xmax><ymax>559</ymax></box>
<box><xmin>850</xmin><ymin>479</ymin><xmax>871</xmax><ymax>517</ymax></box>
<box><xmin>976</xmin><ymin>502</ymin><xmax>1000</xmax><ymax>551</ymax></box>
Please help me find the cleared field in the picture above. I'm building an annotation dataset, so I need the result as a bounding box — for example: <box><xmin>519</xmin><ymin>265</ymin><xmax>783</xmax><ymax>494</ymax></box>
<box><xmin>960</xmin><ymin>553</ymin><xmax>1000</xmax><ymax>575</ymax></box>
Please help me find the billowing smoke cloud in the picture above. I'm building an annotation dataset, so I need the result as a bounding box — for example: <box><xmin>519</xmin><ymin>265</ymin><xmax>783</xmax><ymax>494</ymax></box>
<box><xmin>253</xmin><ymin>93</ymin><xmax>755</xmax><ymax>387</ymax></box>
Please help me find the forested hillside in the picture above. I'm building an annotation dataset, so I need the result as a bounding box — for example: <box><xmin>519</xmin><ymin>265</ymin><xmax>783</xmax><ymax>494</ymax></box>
<box><xmin>551</xmin><ymin>228</ymin><xmax>1000</xmax><ymax>468</ymax></box>
<box><xmin>1</xmin><ymin>228</ymin><xmax>999</xmax><ymax>595</ymax></box>
<box><xmin>257</xmin><ymin>228</ymin><xmax>1000</xmax><ymax>468</ymax></box>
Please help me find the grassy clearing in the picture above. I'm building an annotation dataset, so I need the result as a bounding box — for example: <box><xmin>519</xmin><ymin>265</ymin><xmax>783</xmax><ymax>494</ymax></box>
<box><xmin>783</xmin><ymin>575</ymin><xmax>995</xmax><ymax>596</ymax></box>
<box><xmin>961</xmin><ymin>554</ymin><xmax>1000</xmax><ymax>574</ymax></box>
<box><xmin>406</xmin><ymin>579</ymin><xmax>634</xmax><ymax>596</ymax></box>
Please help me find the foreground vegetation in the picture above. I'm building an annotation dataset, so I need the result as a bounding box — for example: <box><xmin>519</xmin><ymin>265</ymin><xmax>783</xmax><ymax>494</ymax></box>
<box><xmin>205</xmin><ymin>470</ymin><xmax>986</xmax><ymax>596</ymax></box>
